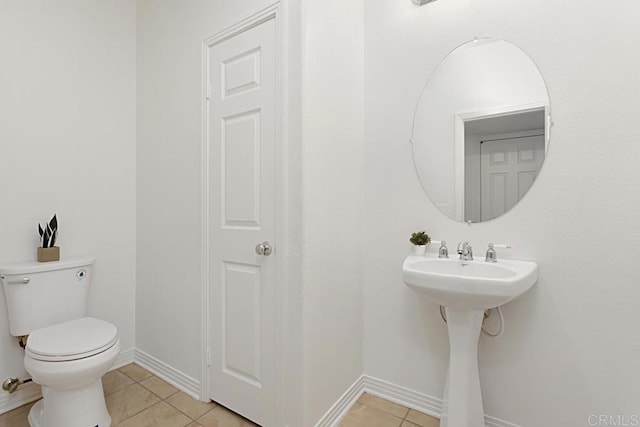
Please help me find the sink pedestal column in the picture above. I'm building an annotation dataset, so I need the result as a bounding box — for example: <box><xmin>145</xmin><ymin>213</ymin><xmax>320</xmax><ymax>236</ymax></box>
<box><xmin>440</xmin><ymin>308</ymin><xmax>485</xmax><ymax>427</ymax></box>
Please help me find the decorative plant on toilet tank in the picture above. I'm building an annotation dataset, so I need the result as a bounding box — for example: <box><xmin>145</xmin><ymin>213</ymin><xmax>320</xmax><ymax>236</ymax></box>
<box><xmin>37</xmin><ymin>214</ymin><xmax>59</xmax><ymax>262</ymax></box>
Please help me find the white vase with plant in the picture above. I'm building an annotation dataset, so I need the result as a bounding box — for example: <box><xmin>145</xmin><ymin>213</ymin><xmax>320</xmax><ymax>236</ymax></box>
<box><xmin>37</xmin><ymin>214</ymin><xmax>59</xmax><ymax>262</ymax></box>
<box><xmin>410</xmin><ymin>231</ymin><xmax>430</xmax><ymax>256</ymax></box>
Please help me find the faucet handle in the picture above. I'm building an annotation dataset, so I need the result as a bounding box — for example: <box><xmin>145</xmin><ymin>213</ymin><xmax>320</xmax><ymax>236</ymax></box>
<box><xmin>485</xmin><ymin>243</ymin><xmax>512</xmax><ymax>263</ymax></box>
<box><xmin>438</xmin><ymin>240</ymin><xmax>449</xmax><ymax>258</ymax></box>
<box><xmin>426</xmin><ymin>240</ymin><xmax>450</xmax><ymax>258</ymax></box>
<box><xmin>490</xmin><ymin>243</ymin><xmax>512</xmax><ymax>249</ymax></box>
<box><xmin>485</xmin><ymin>243</ymin><xmax>497</xmax><ymax>263</ymax></box>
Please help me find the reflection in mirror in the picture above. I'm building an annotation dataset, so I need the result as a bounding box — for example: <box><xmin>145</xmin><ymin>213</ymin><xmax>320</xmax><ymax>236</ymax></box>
<box><xmin>462</xmin><ymin>108</ymin><xmax>545</xmax><ymax>222</ymax></box>
<box><xmin>411</xmin><ymin>38</ymin><xmax>550</xmax><ymax>223</ymax></box>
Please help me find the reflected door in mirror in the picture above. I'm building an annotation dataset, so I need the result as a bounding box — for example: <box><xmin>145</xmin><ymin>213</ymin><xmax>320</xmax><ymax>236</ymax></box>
<box><xmin>478</xmin><ymin>134</ymin><xmax>544</xmax><ymax>221</ymax></box>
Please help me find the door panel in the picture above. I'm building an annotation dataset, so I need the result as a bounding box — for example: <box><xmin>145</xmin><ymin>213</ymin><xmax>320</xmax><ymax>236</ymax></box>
<box><xmin>222</xmin><ymin>110</ymin><xmax>262</xmax><ymax>227</ymax></box>
<box><xmin>481</xmin><ymin>135</ymin><xmax>544</xmax><ymax>221</ymax></box>
<box><xmin>208</xmin><ymin>17</ymin><xmax>276</xmax><ymax>426</ymax></box>
<box><xmin>222</xmin><ymin>261</ymin><xmax>262</xmax><ymax>385</ymax></box>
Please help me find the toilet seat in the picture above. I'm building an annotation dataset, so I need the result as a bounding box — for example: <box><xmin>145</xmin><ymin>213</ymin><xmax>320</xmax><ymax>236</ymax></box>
<box><xmin>26</xmin><ymin>317</ymin><xmax>118</xmax><ymax>362</ymax></box>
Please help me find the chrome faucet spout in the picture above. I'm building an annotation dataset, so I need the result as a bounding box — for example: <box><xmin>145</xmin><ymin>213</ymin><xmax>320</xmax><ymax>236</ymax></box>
<box><xmin>457</xmin><ymin>241</ymin><xmax>473</xmax><ymax>261</ymax></box>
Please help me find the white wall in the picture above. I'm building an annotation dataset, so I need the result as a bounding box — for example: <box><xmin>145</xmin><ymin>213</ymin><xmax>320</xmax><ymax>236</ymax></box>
<box><xmin>301</xmin><ymin>0</ymin><xmax>364</xmax><ymax>424</ymax></box>
<box><xmin>364</xmin><ymin>0</ymin><xmax>640</xmax><ymax>425</ymax></box>
<box><xmin>0</xmin><ymin>0</ymin><xmax>136</xmax><ymax>408</ymax></box>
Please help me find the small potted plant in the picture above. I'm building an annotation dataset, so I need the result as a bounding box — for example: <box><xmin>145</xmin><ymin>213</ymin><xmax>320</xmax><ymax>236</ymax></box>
<box><xmin>409</xmin><ymin>231</ymin><xmax>430</xmax><ymax>256</ymax></box>
<box><xmin>37</xmin><ymin>214</ymin><xmax>59</xmax><ymax>262</ymax></box>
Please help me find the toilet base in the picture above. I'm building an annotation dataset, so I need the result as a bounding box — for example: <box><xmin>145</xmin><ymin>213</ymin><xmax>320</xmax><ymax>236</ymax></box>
<box><xmin>28</xmin><ymin>379</ymin><xmax>111</xmax><ymax>427</ymax></box>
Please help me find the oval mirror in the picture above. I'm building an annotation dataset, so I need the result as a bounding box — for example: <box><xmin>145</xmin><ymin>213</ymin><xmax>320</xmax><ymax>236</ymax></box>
<box><xmin>411</xmin><ymin>38</ymin><xmax>550</xmax><ymax>223</ymax></box>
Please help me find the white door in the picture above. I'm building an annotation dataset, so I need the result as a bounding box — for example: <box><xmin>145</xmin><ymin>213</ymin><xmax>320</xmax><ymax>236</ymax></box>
<box><xmin>480</xmin><ymin>134</ymin><xmax>544</xmax><ymax>221</ymax></box>
<box><xmin>208</xmin><ymin>17</ymin><xmax>276</xmax><ymax>427</ymax></box>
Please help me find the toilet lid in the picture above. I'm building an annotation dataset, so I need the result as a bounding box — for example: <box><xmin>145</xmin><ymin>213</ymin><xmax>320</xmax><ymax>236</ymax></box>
<box><xmin>26</xmin><ymin>317</ymin><xmax>118</xmax><ymax>362</ymax></box>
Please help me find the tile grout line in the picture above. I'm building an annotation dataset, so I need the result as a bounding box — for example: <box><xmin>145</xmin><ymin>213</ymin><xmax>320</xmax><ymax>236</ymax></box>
<box><xmin>164</xmin><ymin>391</ymin><xmax>217</xmax><ymax>423</ymax></box>
<box><xmin>358</xmin><ymin>392</ymin><xmax>430</xmax><ymax>427</ymax></box>
<box><xmin>110</xmin><ymin>367</ymin><xmax>158</xmax><ymax>424</ymax></box>
<box><xmin>118</xmin><ymin>363</ymin><xmax>218</xmax><ymax>424</ymax></box>
<box><xmin>116</xmin><ymin>365</ymin><xmax>197</xmax><ymax>424</ymax></box>
<box><xmin>118</xmin><ymin>365</ymin><xmax>206</xmax><ymax>423</ymax></box>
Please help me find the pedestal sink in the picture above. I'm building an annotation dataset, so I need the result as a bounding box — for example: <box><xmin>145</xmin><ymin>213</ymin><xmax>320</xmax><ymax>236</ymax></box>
<box><xmin>402</xmin><ymin>254</ymin><xmax>538</xmax><ymax>427</ymax></box>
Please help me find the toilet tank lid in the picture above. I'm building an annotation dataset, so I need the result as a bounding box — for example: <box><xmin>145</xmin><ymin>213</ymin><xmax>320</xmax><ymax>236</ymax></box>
<box><xmin>0</xmin><ymin>256</ymin><xmax>95</xmax><ymax>275</ymax></box>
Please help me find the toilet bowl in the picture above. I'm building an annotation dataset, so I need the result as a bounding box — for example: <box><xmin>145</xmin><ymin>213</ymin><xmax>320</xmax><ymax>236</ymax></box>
<box><xmin>24</xmin><ymin>317</ymin><xmax>120</xmax><ymax>427</ymax></box>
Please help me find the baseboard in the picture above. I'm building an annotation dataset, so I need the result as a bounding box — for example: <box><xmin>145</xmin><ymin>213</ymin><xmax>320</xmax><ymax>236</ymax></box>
<box><xmin>133</xmin><ymin>348</ymin><xmax>201</xmax><ymax>400</ymax></box>
<box><xmin>315</xmin><ymin>374</ymin><xmax>523</xmax><ymax>427</ymax></box>
<box><xmin>361</xmin><ymin>375</ymin><xmax>442</xmax><ymax>420</ymax></box>
<box><xmin>484</xmin><ymin>414</ymin><xmax>523</xmax><ymax>427</ymax></box>
<box><xmin>314</xmin><ymin>376</ymin><xmax>366</xmax><ymax>427</ymax></box>
<box><xmin>0</xmin><ymin>346</ymin><xmax>136</xmax><ymax>415</ymax></box>
<box><xmin>113</xmin><ymin>347</ymin><xmax>136</xmax><ymax>369</ymax></box>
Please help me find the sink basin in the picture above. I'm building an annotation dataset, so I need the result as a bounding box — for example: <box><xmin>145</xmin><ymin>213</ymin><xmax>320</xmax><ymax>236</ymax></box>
<box><xmin>402</xmin><ymin>254</ymin><xmax>538</xmax><ymax>310</ymax></box>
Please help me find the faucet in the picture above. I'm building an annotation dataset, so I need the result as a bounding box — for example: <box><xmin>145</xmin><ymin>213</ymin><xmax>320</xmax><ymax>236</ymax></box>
<box><xmin>457</xmin><ymin>241</ymin><xmax>473</xmax><ymax>261</ymax></box>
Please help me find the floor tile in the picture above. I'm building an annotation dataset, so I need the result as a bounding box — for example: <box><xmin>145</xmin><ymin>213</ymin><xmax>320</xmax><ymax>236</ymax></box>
<box><xmin>357</xmin><ymin>393</ymin><xmax>409</xmax><ymax>418</ymax></box>
<box><xmin>166</xmin><ymin>392</ymin><xmax>216</xmax><ymax>419</ymax></box>
<box><xmin>119</xmin><ymin>363</ymin><xmax>154</xmax><ymax>382</ymax></box>
<box><xmin>405</xmin><ymin>409</ymin><xmax>439</xmax><ymax>427</ymax></box>
<box><xmin>140</xmin><ymin>376</ymin><xmax>179</xmax><ymax>399</ymax></box>
<box><xmin>197</xmin><ymin>406</ymin><xmax>258</xmax><ymax>427</ymax></box>
<box><xmin>401</xmin><ymin>422</ymin><xmax>423</xmax><ymax>427</ymax></box>
<box><xmin>339</xmin><ymin>402</ymin><xmax>403</xmax><ymax>427</ymax></box>
<box><xmin>0</xmin><ymin>401</ymin><xmax>36</xmax><ymax>427</ymax></box>
<box><xmin>106</xmin><ymin>383</ymin><xmax>161</xmax><ymax>424</ymax></box>
<box><xmin>103</xmin><ymin>369</ymin><xmax>135</xmax><ymax>395</ymax></box>
<box><xmin>186</xmin><ymin>423</ymin><xmax>204</xmax><ymax>427</ymax></box>
<box><xmin>116</xmin><ymin>401</ymin><xmax>191</xmax><ymax>427</ymax></box>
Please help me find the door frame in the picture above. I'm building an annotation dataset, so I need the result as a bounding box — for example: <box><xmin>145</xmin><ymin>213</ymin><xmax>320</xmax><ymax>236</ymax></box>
<box><xmin>453</xmin><ymin>101</ymin><xmax>550</xmax><ymax>222</ymax></box>
<box><xmin>200</xmin><ymin>3</ymin><xmax>289</xmax><ymax>425</ymax></box>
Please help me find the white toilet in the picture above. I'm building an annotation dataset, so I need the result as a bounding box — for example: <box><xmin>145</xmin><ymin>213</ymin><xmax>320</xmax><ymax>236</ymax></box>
<box><xmin>0</xmin><ymin>256</ymin><xmax>120</xmax><ymax>427</ymax></box>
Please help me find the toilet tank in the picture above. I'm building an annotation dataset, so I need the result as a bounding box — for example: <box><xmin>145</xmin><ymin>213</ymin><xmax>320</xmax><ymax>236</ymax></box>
<box><xmin>0</xmin><ymin>256</ymin><xmax>95</xmax><ymax>336</ymax></box>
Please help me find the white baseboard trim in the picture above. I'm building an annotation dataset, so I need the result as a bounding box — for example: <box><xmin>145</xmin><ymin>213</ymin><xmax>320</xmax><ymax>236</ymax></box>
<box><xmin>133</xmin><ymin>349</ymin><xmax>201</xmax><ymax>400</ymax></box>
<box><xmin>113</xmin><ymin>347</ymin><xmax>136</xmax><ymax>369</ymax></box>
<box><xmin>315</xmin><ymin>374</ymin><xmax>522</xmax><ymax>427</ymax></box>
<box><xmin>484</xmin><ymin>415</ymin><xmax>523</xmax><ymax>427</ymax></box>
<box><xmin>314</xmin><ymin>376</ymin><xmax>366</xmax><ymax>427</ymax></box>
<box><xmin>0</xmin><ymin>346</ymin><xmax>136</xmax><ymax>415</ymax></box>
<box><xmin>362</xmin><ymin>375</ymin><xmax>442</xmax><ymax>420</ymax></box>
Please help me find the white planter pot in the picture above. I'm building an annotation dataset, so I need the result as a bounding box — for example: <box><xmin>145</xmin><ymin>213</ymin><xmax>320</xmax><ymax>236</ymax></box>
<box><xmin>414</xmin><ymin>245</ymin><xmax>427</xmax><ymax>256</ymax></box>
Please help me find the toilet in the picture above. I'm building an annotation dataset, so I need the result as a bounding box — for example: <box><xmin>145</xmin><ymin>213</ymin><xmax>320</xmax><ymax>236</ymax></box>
<box><xmin>0</xmin><ymin>256</ymin><xmax>120</xmax><ymax>427</ymax></box>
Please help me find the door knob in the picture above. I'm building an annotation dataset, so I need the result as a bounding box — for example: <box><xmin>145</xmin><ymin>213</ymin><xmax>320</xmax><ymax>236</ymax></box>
<box><xmin>255</xmin><ymin>241</ymin><xmax>273</xmax><ymax>256</ymax></box>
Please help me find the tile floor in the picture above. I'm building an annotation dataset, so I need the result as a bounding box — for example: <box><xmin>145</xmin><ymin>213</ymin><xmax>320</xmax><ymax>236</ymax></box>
<box><xmin>340</xmin><ymin>393</ymin><xmax>439</xmax><ymax>427</ymax></box>
<box><xmin>0</xmin><ymin>364</ymin><xmax>440</xmax><ymax>427</ymax></box>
